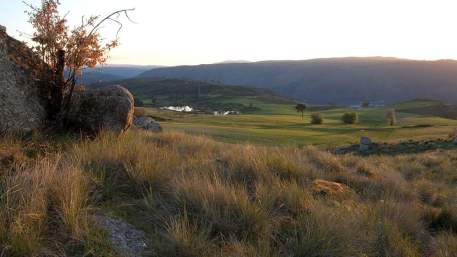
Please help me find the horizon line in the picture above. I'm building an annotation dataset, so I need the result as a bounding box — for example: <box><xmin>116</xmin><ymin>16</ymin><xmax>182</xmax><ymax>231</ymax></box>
<box><xmin>105</xmin><ymin>56</ymin><xmax>457</xmax><ymax>67</ymax></box>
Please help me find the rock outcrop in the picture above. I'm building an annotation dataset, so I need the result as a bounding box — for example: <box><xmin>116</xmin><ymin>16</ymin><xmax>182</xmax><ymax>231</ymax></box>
<box><xmin>0</xmin><ymin>25</ymin><xmax>48</xmax><ymax>132</ymax></box>
<box><xmin>66</xmin><ymin>85</ymin><xmax>134</xmax><ymax>135</ymax></box>
<box><xmin>133</xmin><ymin>116</ymin><xmax>162</xmax><ymax>132</ymax></box>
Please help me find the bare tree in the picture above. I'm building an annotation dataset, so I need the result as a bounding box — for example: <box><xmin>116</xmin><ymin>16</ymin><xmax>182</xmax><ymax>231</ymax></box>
<box><xmin>25</xmin><ymin>0</ymin><xmax>134</xmax><ymax>120</ymax></box>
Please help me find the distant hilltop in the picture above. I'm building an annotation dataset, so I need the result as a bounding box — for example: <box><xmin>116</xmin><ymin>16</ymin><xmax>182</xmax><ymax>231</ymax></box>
<box><xmin>215</xmin><ymin>60</ymin><xmax>252</xmax><ymax>64</ymax></box>
<box><xmin>137</xmin><ymin>57</ymin><xmax>457</xmax><ymax>105</ymax></box>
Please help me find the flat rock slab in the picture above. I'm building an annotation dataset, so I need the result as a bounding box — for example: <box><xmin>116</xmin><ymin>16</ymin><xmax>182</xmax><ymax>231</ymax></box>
<box><xmin>333</xmin><ymin>138</ymin><xmax>457</xmax><ymax>156</ymax></box>
<box><xmin>92</xmin><ymin>214</ymin><xmax>147</xmax><ymax>257</ymax></box>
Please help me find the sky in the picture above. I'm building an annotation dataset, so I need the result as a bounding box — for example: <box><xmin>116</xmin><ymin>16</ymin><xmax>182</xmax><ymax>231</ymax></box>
<box><xmin>1</xmin><ymin>0</ymin><xmax>457</xmax><ymax>66</ymax></box>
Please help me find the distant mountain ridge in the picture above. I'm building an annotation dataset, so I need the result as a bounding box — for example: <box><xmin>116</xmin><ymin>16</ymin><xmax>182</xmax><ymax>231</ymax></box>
<box><xmin>138</xmin><ymin>57</ymin><xmax>457</xmax><ymax>104</ymax></box>
<box><xmin>78</xmin><ymin>64</ymin><xmax>163</xmax><ymax>84</ymax></box>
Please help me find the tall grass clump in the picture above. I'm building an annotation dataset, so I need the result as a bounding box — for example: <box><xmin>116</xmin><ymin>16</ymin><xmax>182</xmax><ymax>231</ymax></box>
<box><xmin>0</xmin><ymin>135</ymin><xmax>114</xmax><ymax>256</ymax></box>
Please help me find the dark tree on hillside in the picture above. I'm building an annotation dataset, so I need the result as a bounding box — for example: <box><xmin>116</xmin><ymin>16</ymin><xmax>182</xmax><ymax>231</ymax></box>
<box><xmin>295</xmin><ymin>104</ymin><xmax>307</xmax><ymax>119</ymax></box>
<box><xmin>361</xmin><ymin>100</ymin><xmax>370</xmax><ymax>108</ymax></box>
<box><xmin>386</xmin><ymin>109</ymin><xmax>397</xmax><ymax>126</ymax></box>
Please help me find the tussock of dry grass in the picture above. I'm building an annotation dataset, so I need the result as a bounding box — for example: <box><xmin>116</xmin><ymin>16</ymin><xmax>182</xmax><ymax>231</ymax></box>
<box><xmin>1</xmin><ymin>130</ymin><xmax>457</xmax><ymax>256</ymax></box>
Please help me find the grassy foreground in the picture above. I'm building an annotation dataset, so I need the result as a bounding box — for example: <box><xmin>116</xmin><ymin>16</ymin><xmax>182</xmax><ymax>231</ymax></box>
<box><xmin>1</xmin><ymin>130</ymin><xmax>457</xmax><ymax>256</ymax></box>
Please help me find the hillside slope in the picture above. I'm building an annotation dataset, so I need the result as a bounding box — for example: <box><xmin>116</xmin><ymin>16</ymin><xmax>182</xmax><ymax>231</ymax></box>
<box><xmin>91</xmin><ymin>77</ymin><xmax>289</xmax><ymax>99</ymax></box>
<box><xmin>393</xmin><ymin>99</ymin><xmax>457</xmax><ymax>120</ymax></box>
<box><xmin>90</xmin><ymin>77</ymin><xmax>294</xmax><ymax>112</ymax></box>
<box><xmin>138</xmin><ymin>57</ymin><xmax>457</xmax><ymax>104</ymax></box>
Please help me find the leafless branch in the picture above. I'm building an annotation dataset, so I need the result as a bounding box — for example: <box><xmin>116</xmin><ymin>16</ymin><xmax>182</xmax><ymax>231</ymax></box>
<box><xmin>88</xmin><ymin>8</ymin><xmax>135</xmax><ymax>37</ymax></box>
<box><xmin>22</xmin><ymin>1</ymin><xmax>38</xmax><ymax>11</ymax></box>
<box><xmin>107</xmin><ymin>17</ymin><xmax>123</xmax><ymax>38</ymax></box>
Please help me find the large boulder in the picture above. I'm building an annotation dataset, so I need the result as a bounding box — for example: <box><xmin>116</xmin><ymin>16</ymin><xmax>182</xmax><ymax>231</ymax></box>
<box><xmin>0</xmin><ymin>25</ymin><xmax>47</xmax><ymax>132</ymax></box>
<box><xmin>66</xmin><ymin>85</ymin><xmax>134</xmax><ymax>135</ymax></box>
<box><xmin>133</xmin><ymin>116</ymin><xmax>162</xmax><ymax>132</ymax></box>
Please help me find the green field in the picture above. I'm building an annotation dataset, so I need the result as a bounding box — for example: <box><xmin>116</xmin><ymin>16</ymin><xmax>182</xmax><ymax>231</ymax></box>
<box><xmin>136</xmin><ymin>98</ymin><xmax>457</xmax><ymax>147</ymax></box>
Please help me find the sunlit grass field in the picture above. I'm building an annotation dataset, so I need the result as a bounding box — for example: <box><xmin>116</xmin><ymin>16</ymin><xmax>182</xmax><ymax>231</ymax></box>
<box><xmin>136</xmin><ymin>98</ymin><xmax>457</xmax><ymax>147</ymax></box>
<box><xmin>3</xmin><ymin>129</ymin><xmax>457</xmax><ymax>256</ymax></box>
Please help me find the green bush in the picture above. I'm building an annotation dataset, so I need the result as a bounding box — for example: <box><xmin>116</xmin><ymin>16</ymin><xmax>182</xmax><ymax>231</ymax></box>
<box><xmin>341</xmin><ymin>112</ymin><xmax>358</xmax><ymax>124</ymax></box>
<box><xmin>310</xmin><ymin>113</ymin><xmax>323</xmax><ymax>124</ymax></box>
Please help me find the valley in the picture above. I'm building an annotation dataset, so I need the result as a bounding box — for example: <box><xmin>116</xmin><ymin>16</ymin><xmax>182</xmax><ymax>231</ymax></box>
<box><xmin>135</xmin><ymin>98</ymin><xmax>457</xmax><ymax>148</ymax></box>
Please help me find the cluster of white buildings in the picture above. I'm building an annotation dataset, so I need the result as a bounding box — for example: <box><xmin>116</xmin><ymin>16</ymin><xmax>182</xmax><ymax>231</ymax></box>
<box><xmin>160</xmin><ymin>106</ymin><xmax>194</xmax><ymax>112</ymax></box>
<box><xmin>160</xmin><ymin>106</ymin><xmax>241</xmax><ymax>116</ymax></box>
<box><xmin>213</xmin><ymin>111</ymin><xmax>241</xmax><ymax>116</ymax></box>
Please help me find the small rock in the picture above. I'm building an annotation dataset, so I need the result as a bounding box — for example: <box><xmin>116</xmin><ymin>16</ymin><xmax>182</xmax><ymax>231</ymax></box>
<box><xmin>133</xmin><ymin>116</ymin><xmax>162</xmax><ymax>132</ymax></box>
<box><xmin>360</xmin><ymin>136</ymin><xmax>372</xmax><ymax>145</ymax></box>
<box><xmin>313</xmin><ymin>179</ymin><xmax>349</xmax><ymax>195</ymax></box>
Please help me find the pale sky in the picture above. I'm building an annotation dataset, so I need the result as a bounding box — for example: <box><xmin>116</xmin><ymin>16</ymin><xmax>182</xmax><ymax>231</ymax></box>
<box><xmin>2</xmin><ymin>0</ymin><xmax>457</xmax><ymax>66</ymax></box>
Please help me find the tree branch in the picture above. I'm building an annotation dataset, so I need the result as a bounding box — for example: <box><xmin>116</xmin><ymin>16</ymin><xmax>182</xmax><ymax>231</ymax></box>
<box><xmin>88</xmin><ymin>8</ymin><xmax>135</xmax><ymax>37</ymax></box>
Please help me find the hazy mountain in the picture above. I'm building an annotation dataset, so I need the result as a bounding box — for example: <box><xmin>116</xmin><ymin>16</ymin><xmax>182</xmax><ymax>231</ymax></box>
<box><xmin>78</xmin><ymin>64</ymin><xmax>163</xmax><ymax>84</ymax></box>
<box><xmin>138</xmin><ymin>57</ymin><xmax>457</xmax><ymax>104</ymax></box>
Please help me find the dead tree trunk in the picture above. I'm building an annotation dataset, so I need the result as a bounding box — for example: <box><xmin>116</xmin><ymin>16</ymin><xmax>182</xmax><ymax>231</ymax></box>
<box><xmin>50</xmin><ymin>49</ymin><xmax>65</xmax><ymax>118</ymax></box>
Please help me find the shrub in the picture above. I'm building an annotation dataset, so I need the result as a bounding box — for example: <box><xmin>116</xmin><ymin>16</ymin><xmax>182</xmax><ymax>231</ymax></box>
<box><xmin>341</xmin><ymin>112</ymin><xmax>358</xmax><ymax>124</ymax></box>
<box><xmin>386</xmin><ymin>109</ymin><xmax>397</xmax><ymax>126</ymax></box>
<box><xmin>310</xmin><ymin>113</ymin><xmax>323</xmax><ymax>124</ymax></box>
<box><xmin>432</xmin><ymin>233</ymin><xmax>457</xmax><ymax>257</ymax></box>
<box><xmin>427</xmin><ymin>208</ymin><xmax>457</xmax><ymax>233</ymax></box>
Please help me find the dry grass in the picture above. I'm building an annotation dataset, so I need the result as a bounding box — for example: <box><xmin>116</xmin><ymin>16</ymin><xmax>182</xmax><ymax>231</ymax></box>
<box><xmin>1</xmin><ymin>129</ymin><xmax>457</xmax><ymax>256</ymax></box>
